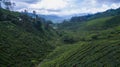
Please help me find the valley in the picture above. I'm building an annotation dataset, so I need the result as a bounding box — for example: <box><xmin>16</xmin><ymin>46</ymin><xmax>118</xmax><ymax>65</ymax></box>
<box><xmin>0</xmin><ymin>6</ymin><xmax>120</xmax><ymax>67</ymax></box>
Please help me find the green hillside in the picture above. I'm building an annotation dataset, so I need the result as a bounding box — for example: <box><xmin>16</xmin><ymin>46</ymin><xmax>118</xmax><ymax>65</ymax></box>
<box><xmin>40</xmin><ymin>12</ymin><xmax>120</xmax><ymax>67</ymax></box>
<box><xmin>0</xmin><ymin>8</ymin><xmax>58</xmax><ymax>67</ymax></box>
<box><xmin>58</xmin><ymin>8</ymin><xmax>120</xmax><ymax>31</ymax></box>
<box><xmin>40</xmin><ymin>39</ymin><xmax>120</xmax><ymax>67</ymax></box>
<box><xmin>80</xmin><ymin>15</ymin><xmax>120</xmax><ymax>31</ymax></box>
<box><xmin>0</xmin><ymin>7</ymin><xmax>120</xmax><ymax>67</ymax></box>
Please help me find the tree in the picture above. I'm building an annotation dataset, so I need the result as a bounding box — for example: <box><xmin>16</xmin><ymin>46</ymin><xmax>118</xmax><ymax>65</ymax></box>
<box><xmin>33</xmin><ymin>10</ymin><xmax>36</xmax><ymax>17</ymax></box>
<box><xmin>0</xmin><ymin>0</ymin><xmax>2</xmax><ymax>8</ymax></box>
<box><xmin>3</xmin><ymin>0</ymin><xmax>11</xmax><ymax>10</ymax></box>
<box><xmin>24</xmin><ymin>10</ymin><xmax>28</xmax><ymax>14</ymax></box>
<box><xmin>10</xmin><ymin>2</ymin><xmax>15</xmax><ymax>10</ymax></box>
<box><xmin>46</xmin><ymin>20</ymin><xmax>53</xmax><ymax>28</ymax></box>
<box><xmin>24</xmin><ymin>9</ymin><xmax>28</xmax><ymax>15</ymax></box>
<box><xmin>32</xmin><ymin>10</ymin><xmax>37</xmax><ymax>23</ymax></box>
<box><xmin>2</xmin><ymin>0</ymin><xmax>15</xmax><ymax>10</ymax></box>
<box><xmin>33</xmin><ymin>10</ymin><xmax>37</xmax><ymax>21</ymax></box>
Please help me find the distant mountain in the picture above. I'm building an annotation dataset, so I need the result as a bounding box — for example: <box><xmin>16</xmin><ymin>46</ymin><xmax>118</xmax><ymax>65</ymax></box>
<box><xmin>27</xmin><ymin>12</ymin><xmax>88</xmax><ymax>23</ymax></box>
<box><xmin>38</xmin><ymin>13</ymin><xmax>88</xmax><ymax>23</ymax></box>
<box><xmin>70</xmin><ymin>8</ymin><xmax>120</xmax><ymax>22</ymax></box>
<box><xmin>58</xmin><ymin>8</ymin><xmax>120</xmax><ymax>30</ymax></box>
<box><xmin>27</xmin><ymin>13</ymin><xmax>64</xmax><ymax>23</ymax></box>
<box><xmin>39</xmin><ymin>14</ymin><xmax>64</xmax><ymax>23</ymax></box>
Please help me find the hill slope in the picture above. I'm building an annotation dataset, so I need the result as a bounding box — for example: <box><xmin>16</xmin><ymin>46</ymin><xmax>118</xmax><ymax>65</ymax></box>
<box><xmin>40</xmin><ymin>11</ymin><xmax>120</xmax><ymax>67</ymax></box>
<box><xmin>0</xmin><ymin>9</ymin><xmax>58</xmax><ymax>67</ymax></box>
<box><xmin>58</xmin><ymin>8</ymin><xmax>120</xmax><ymax>31</ymax></box>
<box><xmin>1</xmin><ymin>8</ymin><xmax>120</xmax><ymax>67</ymax></box>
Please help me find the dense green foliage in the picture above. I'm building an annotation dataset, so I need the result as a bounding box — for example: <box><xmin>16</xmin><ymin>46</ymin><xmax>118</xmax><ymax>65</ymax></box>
<box><xmin>0</xmin><ymin>7</ymin><xmax>120</xmax><ymax>67</ymax></box>
<box><xmin>0</xmin><ymin>8</ymin><xmax>58</xmax><ymax>67</ymax></box>
<box><xmin>40</xmin><ymin>8</ymin><xmax>120</xmax><ymax>67</ymax></box>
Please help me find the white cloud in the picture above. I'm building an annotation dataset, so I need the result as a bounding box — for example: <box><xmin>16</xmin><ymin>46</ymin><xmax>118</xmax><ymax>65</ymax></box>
<box><xmin>11</xmin><ymin>0</ymin><xmax>120</xmax><ymax>16</ymax></box>
<box><xmin>30</xmin><ymin>0</ymin><xmax>68</xmax><ymax>10</ymax></box>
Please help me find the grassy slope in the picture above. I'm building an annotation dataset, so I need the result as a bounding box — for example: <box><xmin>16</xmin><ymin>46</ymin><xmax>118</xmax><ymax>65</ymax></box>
<box><xmin>40</xmin><ymin>16</ymin><xmax>120</xmax><ymax>67</ymax></box>
<box><xmin>0</xmin><ymin>9</ymin><xmax>58</xmax><ymax>67</ymax></box>
<box><xmin>82</xmin><ymin>16</ymin><xmax>120</xmax><ymax>31</ymax></box>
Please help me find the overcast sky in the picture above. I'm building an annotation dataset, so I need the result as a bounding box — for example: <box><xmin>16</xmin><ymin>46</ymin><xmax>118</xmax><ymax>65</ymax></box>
<box><xmin>11</xmin><ymin>0</ymin><xmax>120</xmax><ymax>16</ymax></box>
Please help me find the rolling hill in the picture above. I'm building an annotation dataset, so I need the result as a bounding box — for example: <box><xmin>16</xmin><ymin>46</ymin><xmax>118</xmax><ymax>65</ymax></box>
<box><xmin>39</xmin><ymin>8</ymin><xmax>120</xmax><ymax>67</ymax></box>
<box><xmin>58</xmin><ymin>8</ymin><xmax>120</xmax><ymax>31</ymax></box>
<box><xmin>0</xmin><ymin>7</ymin><xmax>120</xmax><ymax>67</ymax></box>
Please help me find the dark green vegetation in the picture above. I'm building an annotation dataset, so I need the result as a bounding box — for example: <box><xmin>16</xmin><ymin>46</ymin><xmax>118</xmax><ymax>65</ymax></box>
<box><xmin>0</xmin><ymin>8</ymin><xmax>58</xmax><ymax>67</ymax></box>
<box><xmin>0</xmin><ymin>7</ymin><xmax>120</xmax><ymax>67</ymax></box>
<box><xmin>40</xmin><ymin>8</ymin><xmax>120</xmax><ymax>67</ymax></box>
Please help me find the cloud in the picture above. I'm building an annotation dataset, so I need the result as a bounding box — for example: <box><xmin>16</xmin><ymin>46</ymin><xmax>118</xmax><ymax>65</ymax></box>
<box><xmin>11</xmin><ymin>0</ymin><xmax>120</xmax><ymax>16</ymax></box>
<box><xmin>97</xmin><ymin>0</ymin><xmax>120</xmax><ymax>3</ymax></box>
<box><xmin>30</xmin><ymin>0</ymin><xmax>68</xmax><ymax>10</ymax></box>
<box><xmin>12</xmin><ymin>0</ymin><xmax>40</xmax><ymax>4</ymax></box>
